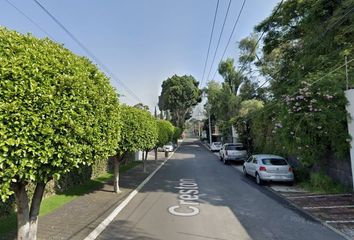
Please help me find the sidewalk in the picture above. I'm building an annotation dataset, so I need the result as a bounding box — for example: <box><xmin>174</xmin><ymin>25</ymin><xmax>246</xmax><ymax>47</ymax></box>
<box><xmin>270</xmin><ymin>185</ymin><xmax>354</xmax><ymax>240</ymax></box>
<box><xmin>36</xmin><ymin>151</ymin><xmax>167</xmax><ymax>240</ymax></box>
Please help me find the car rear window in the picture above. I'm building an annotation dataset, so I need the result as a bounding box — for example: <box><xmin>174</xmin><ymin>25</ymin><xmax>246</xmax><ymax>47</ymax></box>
<box><xmin>262</xmin><ymin>158</ymin><xmax>287</xmax><ymax>165</ymax></box>
<box><xmin>226</xmin><ymin>146</ymin><xmax>245</xmax><ymax>151</ymax></box>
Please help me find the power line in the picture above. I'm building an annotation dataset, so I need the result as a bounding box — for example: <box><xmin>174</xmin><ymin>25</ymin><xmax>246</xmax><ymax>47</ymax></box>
<box><xmin>5</xmin><ymin>0</ymin><xmax>55</xmax><ymax>40</ymax></box>
<box><xmin>210</xmin><ymin>0</ymin><xmax>247</xmax><ymax>81</ymax></box>
<box><xmin>204</xmin><ymin>0</ymin><xmax>232</xmax><ymax>84</ymax></box>
<box><xmin>237</xmin><ymin>0</ymin><xmax>284</xmax><ymax>76</ymax></box>
<box><xmin>32</xmin><ymin>0</ymin><xmax>143</xmax><ymax>103</ymax></box>
<box><xmin>200</xmin><ymin>0</ymin><xmax>220</xmax><ymax>87</ymax></box>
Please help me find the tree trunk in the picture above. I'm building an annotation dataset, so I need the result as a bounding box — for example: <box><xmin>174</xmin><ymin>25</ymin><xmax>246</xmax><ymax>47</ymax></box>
<box><xmin>142</xmin><ymin>150</ymin><xmax>148</xmax><ymax>173</ymax></box>
<box><xmin>114</xmin><ymin>156</ymin><xmax>121</xmax><ymax>193</ymax></box>
<box><xmin>29</xmin><ymin>182</ymin><xmax>46</xmax><ymax>240</ymax></box>
<box><xmin>154</xmin><ymin>148</ymin><xmax>158</xmax><ymax>162</ymax></box>
<box><xmin>12</xmin><ymin>182</ymin><xmax>30</xmax><ymax>240</ymax></box>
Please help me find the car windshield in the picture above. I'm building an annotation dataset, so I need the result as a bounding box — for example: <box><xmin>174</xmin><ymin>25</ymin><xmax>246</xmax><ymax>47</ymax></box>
<box><xmin>213</xmin><ymin>142</ymin><xmax>221</xmax><ymax>146</ymax></box>
<box><xmin>226</xmin><ymin>146</ymin><xmax>244</xmax><ymax>151</ymax></box>
<box><xmin>262</xmin><ymin>158</ymin><xmax>287</xmax><ymax>165</ymax></box>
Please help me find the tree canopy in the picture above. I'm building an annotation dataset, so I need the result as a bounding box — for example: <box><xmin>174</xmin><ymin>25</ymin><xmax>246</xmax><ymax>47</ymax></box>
<box><xmin>158</xmin><ymin>75</ymin><xmax>201</xmax><ymax>128</ymax></box>
<box><xmin>116</xmin><ymin>105</ymin><xmax>157</xmax><ymax>155</ymax></box>
<box><xmin>0</xmin><ymin>27</ymin><xmax>121</xmax><ymax>239</ymax></box>
<box><xmin>156</xmin><ymin>120</ymin><xmax>175</xmax><ymax>147</ymax></box>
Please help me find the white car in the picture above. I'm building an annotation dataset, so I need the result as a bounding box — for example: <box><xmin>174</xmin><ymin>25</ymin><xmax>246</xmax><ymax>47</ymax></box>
<box><xmin>219</xmin><ymin>143</ymin><xmax>247</xmax><ymax>164</ymax></box>
<box><xmin>163</xmin><ymin>143</ymin><xmax>174</xmax><ymax>152</ymax></box>
<box><xmin>210</xmin><ymin>142</ymin><xmax>222</xmax><ymax>152</ymax></box>
<box><xmin>243</xmin><ymin>154</ymin><xmax>294</xmax><ymax>185</ymax></box>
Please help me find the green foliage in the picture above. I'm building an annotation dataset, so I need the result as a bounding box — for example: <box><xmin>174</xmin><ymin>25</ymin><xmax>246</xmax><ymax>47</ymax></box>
<box><xmin>238</xmin><ymin>34</ymin><xmax>258</xmax><ymax>70</ymax></box>
<box><xmin>205</xmin><ymin>80</ymin><xmax>242</xmax><ymax>138</ymax></box>
<box><xmin>0</xmin><ymin>28</ymin><xmax>121</xmax><ymax>201</ymax></box>
<box><xmin>243</xmin><ymin>0</ymin><xmax>354</xmax><ymax>169</ymax></box>
<box><xmin>172</xmin><ymin>127</ymin><xmax>183</xmax><ymax>143</ymax></box>
<box><xmin>156</xmin><ymin>120</ymin><xmax>174</xmax><ymax>147</ymax></box>
<box><xmin>301</xmin><ymin>172</ymin><xmax>349</xmax><ymax>194</ymax></box>
<box><xmin>117</xmin><ymin>105</ymin><xmax>158</xmax><ymax>154</ymax></box>
<box><xmin>218</xmin><ymin>58</ymin><xmax>245</xmax><ymax>94</ymax></box>
<box><xmin>158</xmin><ymin>75</ymin><xmax>201</xmax><ymax>128</ymax></box>
<box><xmin>233</xmin><ymin>100</ymin><xmax>264</xmax><ymax>151</ymax></box>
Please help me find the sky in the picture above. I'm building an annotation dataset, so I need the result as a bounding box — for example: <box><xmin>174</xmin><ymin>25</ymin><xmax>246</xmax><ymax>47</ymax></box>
<box><xmin>0</xmin><ymin>0</ymin><xmax>280</xmax><ymax>112</ymax></box>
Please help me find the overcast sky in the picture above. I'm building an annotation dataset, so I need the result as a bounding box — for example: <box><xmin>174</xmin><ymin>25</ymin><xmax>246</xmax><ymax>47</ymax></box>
<box><xmin>0</xmin><ymin>0</ymin><xmax>279</xmax><ymax>112</ymax></box>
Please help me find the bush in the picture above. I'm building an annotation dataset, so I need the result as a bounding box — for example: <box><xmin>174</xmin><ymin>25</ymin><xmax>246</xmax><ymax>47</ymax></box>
<box><xmin>301</xmin><ymin>172</ymin><xmax>349</xmax><ymax>193</ymax></box>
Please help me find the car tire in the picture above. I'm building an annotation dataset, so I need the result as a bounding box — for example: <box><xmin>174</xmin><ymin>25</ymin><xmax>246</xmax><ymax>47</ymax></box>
<box><xmin>287</xmin><ymin>181</ymin><xmax>294</xmax><ymax>186</ymax></box>
<box><xmin>256</xmin><ymin>173</ymin><xmax>263</xmax><ymax>185</ymax></box>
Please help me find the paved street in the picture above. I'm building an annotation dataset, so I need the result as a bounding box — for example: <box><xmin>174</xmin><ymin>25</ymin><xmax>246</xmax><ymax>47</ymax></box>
<box><xmin>97</xmin><ymin>139</ymin><xmax>345</xmax><ymax>240</ymax></box>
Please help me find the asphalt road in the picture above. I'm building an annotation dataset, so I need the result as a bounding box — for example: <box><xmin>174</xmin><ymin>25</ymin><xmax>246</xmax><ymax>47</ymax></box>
<box><xmin>97</xmin><ymin>139</ymin><xmax>345</xmax><ymax>240</ymax></box>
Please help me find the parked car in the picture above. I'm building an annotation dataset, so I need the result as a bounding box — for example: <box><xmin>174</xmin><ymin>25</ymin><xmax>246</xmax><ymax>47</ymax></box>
<box><xmin>243</xmin><ymin>154</ymin><xmax>294</xmax><ymax>185</ymax></box>
<box><xmin>219</xmin><ymin>143</ymin><xmax>247</xmax><ymax>164</ymax></box>
<box><xmin>210</xmin><ymin>142</ymin><xmax>222</xmax><ymax>152</ymax></box>
<box><xmin>163</xmin><ymin>142</ymin><xmax>174</xmax><ymax>152</ymax></box>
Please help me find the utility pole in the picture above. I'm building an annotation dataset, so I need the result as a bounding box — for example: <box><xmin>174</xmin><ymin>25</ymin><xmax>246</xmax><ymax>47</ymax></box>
<box><xmin>208</xmin><ymin>113</ymin><xmax>212</xmax><ymax>145</ymax></box>
<box><xmin>345</xmin><ymin>56</ymin><xmax>349</xmax><ymax>90</ymax></box>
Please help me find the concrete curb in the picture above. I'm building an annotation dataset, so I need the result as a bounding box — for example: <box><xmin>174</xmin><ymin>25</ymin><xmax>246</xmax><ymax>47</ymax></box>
<box><xmin>84</xmin><ymin>144</ymin><xmax>180</xmax><ymax>240</ymax></box>
<box><xmin>266</xmin><ymin>187</ymin><xmax>352</xmax><ymax>240</ymax></box>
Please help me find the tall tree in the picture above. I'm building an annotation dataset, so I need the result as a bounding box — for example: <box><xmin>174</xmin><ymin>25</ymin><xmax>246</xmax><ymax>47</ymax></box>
<box><xmin>218</xmin><ymin>58</ymin><xmax>244</xmax><ymax>94</ymax></box>
<box><xmin>0</xmin><ymin>28</ymin><xmax>121</xmax><ymax>239</ymax></box>
<box><xmin>158</xmin><ymin>75</ymin><xmax>201</xmax><ymax>128</ymax></box>
<box><xmin>113</xmin><ymin>105</ymin><xmax>157</xmax><ymax>192</ymax></box>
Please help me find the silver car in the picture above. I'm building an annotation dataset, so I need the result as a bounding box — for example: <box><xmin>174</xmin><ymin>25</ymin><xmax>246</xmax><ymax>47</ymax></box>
<box><xmin>210</xmin><ymin>142</ymin><xmax>222</xmax><ymax>152</ymax></box>
<box><xmin>163</xmin><ymin>142</ymin><xmax>174</xmax><ymax>152</ymax></box>
<box><xmin>243</xmin><ymin>154</ymin><xmax>294</xmax><ymax>185</ymax></box>
<box><xmin>219</xmin><ymin>143</ymin><xmax>247</xmax><ymax>164</ymax></box>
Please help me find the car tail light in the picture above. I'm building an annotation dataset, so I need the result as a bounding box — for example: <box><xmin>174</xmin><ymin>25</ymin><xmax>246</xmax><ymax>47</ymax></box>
<box><xmin>259</xmin><ymin>166</ymin><xmax>267</xmax><ymax>171</ymax></box>
<box><xmin>288</xmin><ymin>167</ymin><xmax>293</xmax><ymax>172</ymax></box>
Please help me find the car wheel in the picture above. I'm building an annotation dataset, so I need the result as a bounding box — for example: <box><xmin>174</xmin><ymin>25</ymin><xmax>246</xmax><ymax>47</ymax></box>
<box><xmin>243</xmin><ymin>167</ymin><xmax>248</xmax><ymax>176</ymax></box>
<box><xmin>287</xmin><ymin>181</ymin><xmax>294</xmax><ymax>186</ymax></box>
<box><xmin>256</xmin><ymin>173</ymin><xmax>263</xmax><ymax>185</ymax></box>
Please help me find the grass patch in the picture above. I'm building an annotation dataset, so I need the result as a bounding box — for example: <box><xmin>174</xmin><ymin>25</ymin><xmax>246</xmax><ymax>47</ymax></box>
<box><xmin>300</xmin><ymin>172</ymin><xmax>351</xmax><ymax>194</ymax></box>
<box><xmin>0</xmin><ymin>161</ymin><xmax>141</xmax><ymax>237</ymax></box>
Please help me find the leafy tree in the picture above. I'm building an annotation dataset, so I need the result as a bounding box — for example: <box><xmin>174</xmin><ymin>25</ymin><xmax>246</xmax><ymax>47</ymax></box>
<box><xmin>218</xmin><ymin>58</ymin><xmax>244</xmax><ymax>94</ymax></box>
<box><xmin>158</xmin><ymin>75</ymin><xmax>201</xmax><ymax>128</ymax></box>
<box><xmin>233</xmin><ymin>100</ymin><xmax>264</xmax><ymax>152</ymax></box>
<box><xmin>133</xmin><ymin>103</ymin><xmax>150</xmax><ymax>111</ymax></box>
<box><xmin>172</xmin><ymin>127</ymin><xmax>183</xmax><ymax>144</ymax></box>
<box><xmin>238</xmin><ymin>34</ymin><xmax>259</xmax><ymax>70</ymax></box>
<box><xmin>152</xmin><ymin>119</ymin><xmax>174</xmax><ymax>161</ymax></box>
<box><xmin>251</xmin><ymin>0</ymin><xmax>354</xmax><ymax>166</ymax></box>
<box><xmin>113</xmin><ymin>105</ymin><xmax>157</xmax><ymax>192</ymax></box>
<box><xmin>156</xmin><ymin>120</ymin><xmax>174</xmax><ymax>147</ymax></box>
<box><xmin>141</xmin><ymin>115</ymin><xmax>158</xmax><ymax>173</ymax></box>
<box><xmin>0</xmin><ymin>28</ymin><xmax>121</xmax><ymax>239</ymax></box>
<box><xmin>205</xmin><ymin>81</ymin><xmax>241</xmax><ymax>138</ymax></box>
